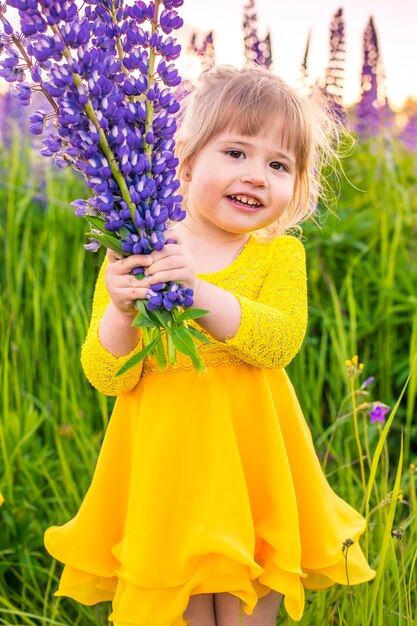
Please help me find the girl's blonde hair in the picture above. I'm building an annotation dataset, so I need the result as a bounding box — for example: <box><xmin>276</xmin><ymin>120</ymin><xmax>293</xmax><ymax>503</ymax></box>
<box><xmin>176</xmin><ymin>64</ymin><xmax>343</xmax><ymax>237</ymax></box>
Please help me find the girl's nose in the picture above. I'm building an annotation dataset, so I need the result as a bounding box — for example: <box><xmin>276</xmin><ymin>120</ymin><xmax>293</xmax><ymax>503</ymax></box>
<box><xmin>240</xmin><ymin>167</ymin><xmax>268</xmax><ymax>187</ymax></box>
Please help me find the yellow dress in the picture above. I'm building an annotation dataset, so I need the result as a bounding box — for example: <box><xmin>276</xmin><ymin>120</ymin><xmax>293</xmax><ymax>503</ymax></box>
<box><xmin>44</xmin><ymin>235</ymin><xmax>375</xmax><ymax>625</ymax></box>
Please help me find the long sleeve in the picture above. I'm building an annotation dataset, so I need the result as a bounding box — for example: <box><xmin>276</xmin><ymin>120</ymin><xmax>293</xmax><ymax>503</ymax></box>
<box><xmin>81</xmin><ymin>257</ymin><xmax>144</xmax><ymax>396</ymax></box>
<box><xmin>224</xmin><ymin>236</ymin><xmax>307</xmax><ymax>369</ymax></box>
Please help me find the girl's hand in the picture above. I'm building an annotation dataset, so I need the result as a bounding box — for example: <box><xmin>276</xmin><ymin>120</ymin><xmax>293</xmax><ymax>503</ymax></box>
<box><xmin>146</xmin><ymin>228</ymin><xmax>198</xmax><ymax>292</ymax></box>
<box><xmin>105</xmin><ymin>250</ymin><xmax>153</xmax><ymax>317</ymax></box>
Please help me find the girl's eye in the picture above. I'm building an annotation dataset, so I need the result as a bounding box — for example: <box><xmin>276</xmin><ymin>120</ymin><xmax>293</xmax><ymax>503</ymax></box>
<box><xmin>226</xmin><ymin>149</ymin><xmax>245</xmax><ymax>159</ymax></box>
<box><xmin>270</xmin><ymin>161</ymin><xmax>288</xmax><ymax>172</ymax></box>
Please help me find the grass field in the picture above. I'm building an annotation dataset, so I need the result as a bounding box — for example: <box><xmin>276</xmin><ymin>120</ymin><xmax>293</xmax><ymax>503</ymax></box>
<box><xmin>0</xmin><ymin>129</ymin><xmax>416</xmax><ymax>625</ymax></box>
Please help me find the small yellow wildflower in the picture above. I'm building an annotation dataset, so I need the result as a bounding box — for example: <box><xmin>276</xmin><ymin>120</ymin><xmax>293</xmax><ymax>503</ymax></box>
<box><xmin>346</xmin><ymin>355</ymin><xmax>365</xmax><ymax>380</ymax></box>
<box><xmin>0</xmin><ymin>491</ymin><xmax>4</xmax><ymax>507</ymax></box>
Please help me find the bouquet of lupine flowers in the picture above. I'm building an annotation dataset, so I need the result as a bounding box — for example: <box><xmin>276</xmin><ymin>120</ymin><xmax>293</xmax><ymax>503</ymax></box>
<box><xmin>0</xmin><ymin>0</ymin><xmax>209</xmax><ymax>374</ymax></box>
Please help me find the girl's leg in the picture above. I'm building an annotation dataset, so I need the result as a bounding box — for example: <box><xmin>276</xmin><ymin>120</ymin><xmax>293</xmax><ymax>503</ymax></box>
<box><xmin>183</xmin><ymin>593</ymin><xmax>216</xmax><ymax>626</ymax></box>
<box><xmin>214</xmin><ymin>590</ymin><xmax>283</xmax><ymax>626</ymax></box>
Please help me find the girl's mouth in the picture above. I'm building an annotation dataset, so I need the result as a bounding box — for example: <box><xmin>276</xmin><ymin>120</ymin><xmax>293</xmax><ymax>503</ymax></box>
<box><xmin>226</xmin><ymin>194</ymin><xmax>263</xmax><ymax>210</ymax></box>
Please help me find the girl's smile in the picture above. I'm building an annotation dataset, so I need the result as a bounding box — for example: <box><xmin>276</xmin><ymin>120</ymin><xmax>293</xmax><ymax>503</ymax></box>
<box><xmin>183</xmin><ymin>127</ymin><xmax>296</xmax><ymax>239</ymax></box>
<box><xmin>226</xmin><ymin>194</ymin><xmax>263</xmax><ymax>211</ymax></box>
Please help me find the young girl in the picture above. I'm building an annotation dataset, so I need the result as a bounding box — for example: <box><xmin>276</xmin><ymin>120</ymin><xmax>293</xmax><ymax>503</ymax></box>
<box><xmin>45</xmin><ymin>65</ymin><xmax>375</xmax><ymax>626</ymax></box>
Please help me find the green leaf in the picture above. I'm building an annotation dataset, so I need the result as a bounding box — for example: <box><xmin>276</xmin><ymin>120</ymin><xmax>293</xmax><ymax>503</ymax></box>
<box><xmin>143</xmin><ymin>308</ymin><xmax>170</xmax><ymax>328</ymax></box>
<box><xmin>86</xmin><ymin>232</ymin><xmax>124</xmax><ymax>254</ymax></box>
<box><xmin>132</xmin><ymin>301</ymin><xmax>156</xmax><ymax>327</ymax></box>
<box><xmin>135</xmin><ymin>300</ymin><xmax>154</xmax><ymax>322</ymax></box>
<box><xmin>116</xmin><ymin>336</ymin><xmax>160</xmax><ymax>377</ymax></box>
<box><xmin>190</xmin><ymin>352</ymin><xmax>207</xmax><ymax>374</ymax></box>
<box><xmin>131</xmin><ymin>312</ymin><xmax>155</xmax><ymax>328</ymax></box>
<box><xmin>83</xmin><ymin>215</ymin><xmax>125</xmax><ymax>254</ymax></box>
<box><xmin>153</xmin><ymin>333</ymin><xmax>167</xmax><ymax>370</ymax></box>
<box><xmin>170</xmin><ymin>327</ymin><xmax>207</xmax><ymax>373</ymax></box>
<box><xmin>365</xmin><ymin>369</ymin><xmax>412</xmax><ymax>511</ymax></box>
<box><xmin>171</xmin><ymin>326</ymin><xmax>200</xmax><ymax>359</ymax></box>
<box><xmin>186</xmin><ymin>325</ymin><xmax>212</xmax><ymax>344</ymax></box>
<box><xmin>366</xmin><ymin>436</ymin><xmax>403</xmax><ymax>625</ymax></box>
<box><xmin>119</xmin><ymin>226</ymin><xmax>132</xmax><ymax>239</ymax></box>
<box><xmin>172</xmin><ymin>330</ymin><xmax>206</xmax><ymax>373</ymax></box>
<box><xmin>84</xmin><ymin>215</ymin><xmax>106</xmax><ymax>231</ymax></box>
<box><xmin>175</xmin><ymin>308</ymin><xmax>209</xmax><ymax>323</ymax></box>
<box><xmin>151</xmin><ymin>307</ymin><xmax>172</xmax><ymax>329</ymax></box>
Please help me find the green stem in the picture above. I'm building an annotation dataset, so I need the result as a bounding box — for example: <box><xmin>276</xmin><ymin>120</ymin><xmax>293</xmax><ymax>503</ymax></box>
<box><xmin>10</xmin><ymin>33</ymin><xmax>59</xmax><ymax>114</ymax></box>
<box><xmin>153</xmin><ymin>331</ymin><xmax>167</xmax><ymax>370</ymax></box>
<box><xmin>351</xmin><ymin>378</ymin><xmax>366</xmax><ymax>492</ymax></box>
<box><xmin>343</xmin><ymin>544</ymin><xmax>356</xmax><ymax>625</ymax></box>
<box><xmin>400</xmin><ymin>542</ymin><xmax>411</xmax><ymax>622</ymax></box>
<box><xmin>362</xmin><ymin>400</ymin><xmax>372</xmax><ymax>469</ymax></box>
<box><xmin>141</xmin><ymin>326</ymin><xmax>152</xmax><ymax>347</ymax></box>
<box><xmin>166</xmin><ymin>330</ymin><xmax>176</xmax><ymax>366</ymax></box>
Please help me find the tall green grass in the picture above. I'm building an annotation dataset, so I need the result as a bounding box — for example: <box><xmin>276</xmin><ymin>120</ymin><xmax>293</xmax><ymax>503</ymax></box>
<box><xmin>0</xmin><ymin>135</ymin><xmax>111</xmax><ymax>625</ymax></box>
<box><xmin>0</xmin><ymin>131</ymin><xmax>416</xmax><ymax>625</ymax></box>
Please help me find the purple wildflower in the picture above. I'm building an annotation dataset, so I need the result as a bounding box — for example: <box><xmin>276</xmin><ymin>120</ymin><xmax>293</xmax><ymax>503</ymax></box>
<box><xmin>355</xmin><ymin>17</ymin><xmax>383</xmax><ymax>138</ymax></box>
<box><xmin>84</xmin><ymin>238</ymin><xmax>100</xmax><ymax>253</ymax></box>
<box><xmin>0</xmin><ymin>0</ymin><xmax>188</xmax><ymax>307</ymax></box>
<box><xmin>188</xmin><ymin>31</ymin><xmax>215</xmax><ymax>74</ymax></box>
<box><xmin>261</xmin><ymin>32</ymin><xmax>272</xmax><ymax>70</ymax></box>
<box><xmin>298</xmin><ymin>30</ymin><xmax>312</xmax><ymax>95</ymax></box>
<box><xmin>369</xmin><ymin>403</ymin><xmax>390</xmax><ymax>424</ymax></box>
<box><xmin>1</xmin><ymin>0</ymin><xmax>208</xmax><ymax>372</ymax></box>
<box><xmin>324</xmin><ymin>8</ymin><xmax>347</xmax><ymax>124</ymax></box>
<box><xmin>400</xmin><ymin>114</ymin><xmax>417</xmax><ymax>151</ymax></box>
<box><xmin>362</xmin><ymin>376</ymin><xmax>375</xmax><ymax>388</ymax></box>
<box><xmin>242</xmin><ymin>0</ymin><xmax>272</xmax><ymax>69</ymax></box>
<box><xmin>380</xmin><ymin>96</ymin><xmax>394</xmax><ymax>136</ymax></box>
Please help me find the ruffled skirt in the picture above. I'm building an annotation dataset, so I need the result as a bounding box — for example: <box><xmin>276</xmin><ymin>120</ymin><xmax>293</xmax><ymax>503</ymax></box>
<box><xmin>44</xmin><ymin>365</ymin><xmax>375</xmax><ymax>625</ymax></box>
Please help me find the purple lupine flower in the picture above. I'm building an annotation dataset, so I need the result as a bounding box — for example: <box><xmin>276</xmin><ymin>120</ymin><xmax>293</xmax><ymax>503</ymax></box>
<box><xmin>201</xmin><ymin>32</ymin><xmax>215</xmax><ymax>73</ymax></box>
<box><xmin>0</xmin><ymin>86</ymin><xmax>41</xmax><ymax>147</ymax></box>
<box><xmin>400</xmin><ymin>114</ymin><xmax>417</xmax><ymax>151</ymax></box>
<box><xmin>260</xmin><ymin>32</ymin><xmax>272</xmax><ymax>70</ymax></box>
<box><xmin>242</xmin><ymin>0</ymin><xmax>271</xmax><ymax>69</ymax></box>
<box><xmin>355</xmin><ymin>17</ymin><xmax>383</xmax><ymax>138</ymax></box>
<box><xmin>362</xmin><ymin>376</ymin><xmax>375</xmax><ymax>389</ymax></box>
<box><xmin>84</xmin><ymin>238</ymin><xmax>100</xmax><ymax>252</ymax></box>
<box><xmin>369</xmin><ymin>403</ymin><xmax>390</xmax><ymax>424</ymax></box>
<box><xmin>380</xmin><ymin>96</ymin><xmax>394</xmax><ymax>136</ymax></box>
<box><xmin>1</xmin><ymin>0</ymin><xmax>208</xmax><ymax>373</ymax></box>
<box><xmin>188</xmin><ymin>31</ymin><xmax>215</xmax><ymax>74</ymax></box>
<box><xmin>324</xmin><ymin>8</ymin><xmax>347</xmax><ymax>124</ymax></box>
<box><xmin>298</xmin><ymin>30</ymin><xmax>311</xmax><ymax>94</ymax></box>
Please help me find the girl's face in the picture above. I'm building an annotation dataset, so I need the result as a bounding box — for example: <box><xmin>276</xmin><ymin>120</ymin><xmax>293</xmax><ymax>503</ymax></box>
<box><xmin>183</xmin><ymin>125</ymin><xmax>297</xmax><ymax>237</ymax></box>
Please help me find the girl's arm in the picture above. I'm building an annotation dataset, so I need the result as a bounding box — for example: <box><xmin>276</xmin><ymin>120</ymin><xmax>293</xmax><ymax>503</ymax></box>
<box><xmin>148</xmin><ymin>235</ymin><xmax>307</xmax><ymax>370</ymax></box>
<box><xmin>216</xmin><ymin>236</ymin><xmax>308</xmax><ymax>369</ymax></box>
<box><xmin>81</xmin><ymin>253</ymin><xmax>152</xmax><ymax>396</ymax></box>
<box><xmin>192</xmin><ymin>281</ymin><xmax>241</xmax><ymax>340</ymax></box>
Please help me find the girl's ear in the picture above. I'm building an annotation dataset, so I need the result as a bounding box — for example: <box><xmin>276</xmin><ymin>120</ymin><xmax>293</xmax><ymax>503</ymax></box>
<box><xmin>176</xmin><ymin>141</ymin><xmax>192</xmax><ymax>182</ymax></box>
<box><xmin>180</xmin><ymin>158</ymin><xmax>192</xmax><ymax>182</ymax></box>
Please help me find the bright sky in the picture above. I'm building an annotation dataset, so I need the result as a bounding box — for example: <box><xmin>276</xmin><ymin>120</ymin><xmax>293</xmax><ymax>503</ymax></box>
<box><xmin>4</xmin><ymin>1</ymin><xmax>416</xmax><ymax>108</ymax></box>
<box><xmin>177</xmin><ymin>0</ymin><xmax>417</xmax><ymax>109</ymax></box>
